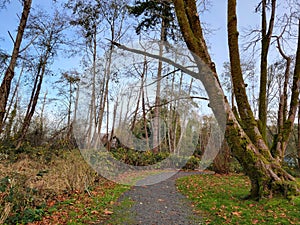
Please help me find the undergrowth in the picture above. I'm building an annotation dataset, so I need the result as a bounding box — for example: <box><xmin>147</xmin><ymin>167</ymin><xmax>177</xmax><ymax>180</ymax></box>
<box><xmin>0</xmin><ymin>149</ymin><xmax>126</xmax><ymax>224</ymax></box>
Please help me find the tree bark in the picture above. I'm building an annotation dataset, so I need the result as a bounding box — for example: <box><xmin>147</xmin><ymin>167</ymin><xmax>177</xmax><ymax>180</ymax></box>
<box><xmin>0</xmin><ymin>0</ymin><xmax>32</xmax><ymax>133</ymax></box>
<box><xmin>87</xmin><ymin>27</ymin><xmax>97</xmax><ymax>149</ymax></box>
<box><xmin>298</xmin><ymin>102</ymin><xmax>300</xmax><ymax>168</ymax></box>
<box><xmin>112</xmin><ymin>2</ymin><xmax>300</xmax><ymax>198</ymax></box>
<box><xmin>258</xmin><ymin>0</ymin><xmax>276</xmax><ymax>141</ymax></box>
<box><xmin>153</xmin><ymin>16</ymin><xmax>166</xmax><ymax>153</ymax></box>
<box><xmin>271</xmin><ymin>37</ymin><xmax>294</xmax><ymax>163</ymax></box>
<box><xmin>171</xmin><ymin>0</ymin><xmax>300</xmax><ymax>199</ymax></box>
<box><xmin>2</xmin><ymin>61</ymin><xmax>23</xmax><ymax>130</ymax></box>
<box><xmin>213</xmin><ymin>140</ymin><xmax>231</xmax><ymax>174</ymax></box>
<box><xmin>16</xmin><ymin>54</ymin><xmax>47</xmax><ymax>149</ymax></box>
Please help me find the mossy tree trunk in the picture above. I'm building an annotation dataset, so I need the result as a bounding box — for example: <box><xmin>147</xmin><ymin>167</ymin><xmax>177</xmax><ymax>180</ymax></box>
<box><xmin>172</xmin><ymin>0</ymin><xmax>300</xmax><ymax>199</ymax></box>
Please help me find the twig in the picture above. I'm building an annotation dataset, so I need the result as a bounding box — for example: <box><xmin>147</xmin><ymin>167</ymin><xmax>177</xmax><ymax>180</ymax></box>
<box><xmin>0</xmin><ymin>203</ymin><xmax>13</xmax><ymax>224</ymax></box>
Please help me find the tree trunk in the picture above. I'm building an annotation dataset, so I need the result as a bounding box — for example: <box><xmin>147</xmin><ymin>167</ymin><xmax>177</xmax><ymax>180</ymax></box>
<box><xmin>2</xmin><ymin>61</ymin><xmax>23</xmax><ymax>130</ymax></box>
<box><xmin>0</xmin><ymin>0</ymin><xmax>32</xmax><ymax>133</ymax></box>
<box><xmin>73</xmin><ymin>83</ymin><xmax>80</xmax><ymax>123</ymax></box>
<box><xmin>87</xmin><ymin>29</ymin><xmax>97</xmax><ymax>149</ymax></box>
<box><xmin>16</xmin><ymin>55</ymin><xmax>47</xmax><ymax>149</ymax></box>
<box><xmin>66</xmin><ymin>80</ymin><xmax>73</xmax><ymax>141</ymax></box>
<box><xmin>213</xmin><ymin>140</ymin><xmax>231</xmax><ymax>174</ymax></box>
<box><xmin>297</xmin><ymin>102</ymin><xmax>300</xmax><ymax>169</ymax></box>
<box><xmin>113</xmin><ymin>0</ymin><xmax>300</xmax><ymax>198</ymax></box>
<box><xmin>172</xmin><ymin>0</ymin><xmax>299</xmax><ymax>199</ymax></box>
<box><xmin>153</xmin><ymin>18</ymin><xmax>166</xmax><ymax>153</ymax></box>
<box><xmin>110</xmin><ymin>99</ymin><xmax>118</xmax><ymax>149</ymax></box>
<box><xmin>298</xmin><ymin>102</ymin><xmax>300</xmax><ymax>168</ymax></box>
<box><xmin>141</xmin><ymin>63</ymin><xmax>149</xmax><ymax>148</ymax></box>
<box><xmin>258</xmin><ymin>0</ymin><xmax>276</xmax><ymax>141</ymax></box>
<box><xmin>4</xmin><ymin>102</ymin><xmax>17</xmax><ymax>140</ymax></box>
<box><xmin>271</xmin><ymin>38</ymin><xmax>293</xmax><ymax>163</ymax></box>
<box><xmin>39</xmin><ymin>91</ymin><xmax>47</xmax><ymax>144</ymax></box>
<box><xmin>95</xmin><ymin>46</ymin><xmax>112</xmax><ymax>146</ymax></box>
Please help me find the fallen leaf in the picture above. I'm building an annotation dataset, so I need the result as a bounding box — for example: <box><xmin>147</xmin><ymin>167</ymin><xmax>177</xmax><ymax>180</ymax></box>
<box><xmin>231</xmin><ymin>211</ymin><xmax>241</xmax><ymax>217</ymax></box>
<box><xmin>47</xmin><ymin>200</ymin><xmax>56</xmax><ymax>207</ymax></box>
<box><xmin>104</xmin><ymin>209</ymin><xmax>113</xmax><ymax>215</ymax></box>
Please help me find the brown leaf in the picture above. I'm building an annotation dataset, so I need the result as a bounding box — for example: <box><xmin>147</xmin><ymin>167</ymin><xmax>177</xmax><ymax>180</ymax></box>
<box><xmin>231</xmin><ymin>211</ymin><xmax>241</xmax><ymax>217</ymax></box>
<box><xmin>47</xmin><ymin>200</ymin><xmax>56</xmax><ymax>207</ymax></box>
<box><xmin>104</xmin><ymin>209</ymin><xmax>113</xmax><ymax>215</ymax></box>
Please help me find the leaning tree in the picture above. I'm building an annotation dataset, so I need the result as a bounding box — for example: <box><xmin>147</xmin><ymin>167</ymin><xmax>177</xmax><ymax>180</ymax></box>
<box><xmin>0</xmin><ymin>0</ymin><xmax>32</xmax><ymax>134</ymax></box>
<box><xmin>114</xmin><ymin>0</ymin><xmax>299</xmax><ymax>199</ymax></box>
<box><xmin>171</xmin><ymin>0</ymin><xmax>300</xmax><ymax>199</ymax></box>
<box><xmin>113</xmin><ymin>0</ymin><xmax>300</xmax><ymax>199</ymax></box>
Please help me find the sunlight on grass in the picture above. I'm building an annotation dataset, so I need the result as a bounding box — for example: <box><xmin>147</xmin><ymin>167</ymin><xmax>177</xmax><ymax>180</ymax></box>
<box><xmin>176</xmin><ymin>174</ymin><xmax>300</xmax><ymax>224</ymax></box>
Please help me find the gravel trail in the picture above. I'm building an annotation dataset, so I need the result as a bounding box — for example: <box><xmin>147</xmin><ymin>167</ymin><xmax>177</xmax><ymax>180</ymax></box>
<box><xmin>103</xmin><ymin>171</ymin><xmax>205</xmax><ymax>225</ymax></box>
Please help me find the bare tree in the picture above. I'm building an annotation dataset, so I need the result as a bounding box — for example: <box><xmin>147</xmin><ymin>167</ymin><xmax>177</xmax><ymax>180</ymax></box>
<box><xmin>16</xmin><ymin>9</ymin><xmax>68</xmax><ymax>149</ymax></box>
<box><xmin>0</xmin><ymin>0</ymin><xmax>32</xmax><ymax>134</ymax></box>
<box><xmin>113</xmin><ymin>0</ymin><xmax>300</xmax><ymax>199</ymax></box>
<box><xmin>257</xmin><ymin>0</ymin><xmax>276</xmax><ymax>141</ymax></box>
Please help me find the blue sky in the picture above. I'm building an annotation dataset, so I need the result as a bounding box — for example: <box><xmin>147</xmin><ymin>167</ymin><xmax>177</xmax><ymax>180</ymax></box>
<box><xmin>200</xmin><ymin>1</ymin><xmax>261</xmax><ymax>73</ymax></box>
<box><xmin>1</xmin><ymin>0</ymin><xmax>296</xmax><ymax>130</ymax></box>
<box><xmin>0</xmin><ymin>0</ymin><xmax>261</xmax><ymax>75</ymax></box>
<box><xmin>0</xmin><ymin>1</ymin><xmax>264</xmax><ymax>124</ymax></box>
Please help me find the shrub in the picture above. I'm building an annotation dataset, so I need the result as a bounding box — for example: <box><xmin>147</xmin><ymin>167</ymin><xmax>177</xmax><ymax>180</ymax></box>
<box><xmin>110</xmin><ymin>148</ymin><xmax>170</xmax><ymax>167</ymax></box>
<box><xmin>108</xmin><ymin>148</ymin><xmax>201</xmax><ymax>170</ymax></box>
<box><xmin>0</xmin><ymin>149</ymin><xmax>98</xmax><ymax>224</ymax></box>
<box><xmin>0</xmin><ymin>174</ymin><xmax>46</xmax><ymax>224</ymax></box>
<box><xmin>182</xmin><ymin>156</ymin><xmax>200</xmax><ymax>170</ymax></box>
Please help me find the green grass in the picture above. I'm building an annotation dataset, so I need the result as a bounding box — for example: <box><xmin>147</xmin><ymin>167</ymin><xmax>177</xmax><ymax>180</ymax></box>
<box><xmin>176</xmin><ymin>174</ymin><xmax>300</xmax><ymax>224</ymax></box>
<box><xmin>104</xmin><ymin>197</ymin><xmax>136</xmax><ymax>225</ymax></box>
<box><xmin>37</xmin><ymin>179</ymin><xmax>130</xmax><ymax>224</ymax></box>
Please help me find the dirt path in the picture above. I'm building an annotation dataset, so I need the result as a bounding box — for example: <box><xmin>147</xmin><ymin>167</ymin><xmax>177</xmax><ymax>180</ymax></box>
<box><xmin>102</xmin><ymin>171</ymin><xmax>205</xmax><ymax>225</ymax></box>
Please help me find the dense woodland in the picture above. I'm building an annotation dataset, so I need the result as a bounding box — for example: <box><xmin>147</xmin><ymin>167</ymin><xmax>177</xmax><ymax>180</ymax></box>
<box><xmin>0</xmin><ymin>0</ymin><xmax>300</xmax><ymax>223</ymax></box>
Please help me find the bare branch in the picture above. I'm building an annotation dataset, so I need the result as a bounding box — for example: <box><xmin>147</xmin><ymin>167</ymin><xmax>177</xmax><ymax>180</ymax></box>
<box><xmin>146</xmin><ymin>95</ymin><xmax>209</xmax><ymax>113</ymax></box>
<box><xmin>110</xmin><ymin>40</ymin><xmax>199</xmax><ymax>78</ymax></box>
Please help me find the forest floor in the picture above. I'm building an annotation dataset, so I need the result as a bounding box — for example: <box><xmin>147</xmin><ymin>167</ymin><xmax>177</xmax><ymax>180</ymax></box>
<box><xmin>0</xmin><ymin>150</ymin><xmax>207</xmax><ymax>225</ymax></box>
<box><xmin>1</xmin><ymin>152</ymin><xmax>299</xmax><ymax>224</ymax></box>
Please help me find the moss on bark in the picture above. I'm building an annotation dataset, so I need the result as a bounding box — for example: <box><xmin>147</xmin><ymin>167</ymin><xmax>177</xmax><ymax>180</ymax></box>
<box><xmin>172</xmin><ymin>0</ymin><xmax>300</xmax><ymax>199</ymax></box>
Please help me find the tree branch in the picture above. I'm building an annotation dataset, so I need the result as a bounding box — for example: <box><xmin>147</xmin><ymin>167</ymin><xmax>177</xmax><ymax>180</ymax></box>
<box><xmin>110</xmin><ymin>40</ymin><xmax>199</xmax><ymax>78</ymax></box>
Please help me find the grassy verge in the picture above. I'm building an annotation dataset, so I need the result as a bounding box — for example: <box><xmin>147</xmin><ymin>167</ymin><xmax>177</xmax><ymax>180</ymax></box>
<box><xmin>29</xmin><ymin>179</ymin><xmax>129</xmax><ymax>225</ymax></box>
<box><xmin>104</xmin><ymin>197</ymin><xmax>135</xmax><ymax>225</ymax></box>
<box><xmin>0</xmin><ymin>150</ymin><xmax>129</xmax><ymax>224</ymax></box>
<box><xmin>176</xmin><ymin>174</ymin><xmax>300</xmax><ymax>224</ymax></box>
